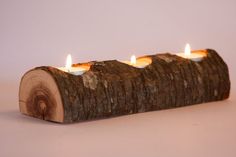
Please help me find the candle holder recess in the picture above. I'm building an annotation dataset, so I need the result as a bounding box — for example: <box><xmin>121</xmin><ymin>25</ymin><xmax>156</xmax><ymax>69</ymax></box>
<box><xmin>19</xmin><ymin>49</ymin><xmax>230</xmax><ymax>123</ymax></box>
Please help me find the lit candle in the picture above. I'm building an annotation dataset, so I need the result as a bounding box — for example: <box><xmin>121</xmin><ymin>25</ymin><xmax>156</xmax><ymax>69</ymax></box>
<box><xmin>58</xmin><ymin>54</ymin><xmax>87</xmax><ymax>75</ymax></box>
<box><xmin>123</xmin><ymin>55</ymin><xmax>152</xmax><ymax>68</ymax></box>
<box><xmin>177</xmin><ymin>43</ymin><xmax>206</xmax><ymax>62</ymax></box>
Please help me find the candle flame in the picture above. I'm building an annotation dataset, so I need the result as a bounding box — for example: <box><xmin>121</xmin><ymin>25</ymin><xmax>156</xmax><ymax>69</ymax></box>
<box><xmin>66</xmin><ymin>54</ymin><xmax>72</xmax><ymax>71</ymax></box>
<box><xmin>185</xmin><ymin>43</ymin><xmax>191</xmax><ymax>56</ymax></box>
<box><xmin>131</xmin><ymin>55</ymin><xmax>136</xmax><ymax>65</ymax></box>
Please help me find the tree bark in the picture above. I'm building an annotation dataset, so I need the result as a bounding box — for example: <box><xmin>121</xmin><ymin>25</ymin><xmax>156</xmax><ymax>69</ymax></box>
<box><xmin>19</xmin><ymin>49</ymin><xmax>230</xmax><ymax>123</ymax></box>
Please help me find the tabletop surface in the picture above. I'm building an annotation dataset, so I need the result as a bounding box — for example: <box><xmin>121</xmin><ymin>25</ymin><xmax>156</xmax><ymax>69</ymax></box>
<box><xmin>0</xmin><ymin>81</ymin><xmax>235</xmax><ymax>157</ymax></box>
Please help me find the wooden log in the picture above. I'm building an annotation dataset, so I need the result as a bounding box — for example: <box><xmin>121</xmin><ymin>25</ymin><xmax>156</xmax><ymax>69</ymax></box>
<box><xmin>19</xmin><ymin>49</ymin><xmax>230</xmax><ymax>123</ymax></box>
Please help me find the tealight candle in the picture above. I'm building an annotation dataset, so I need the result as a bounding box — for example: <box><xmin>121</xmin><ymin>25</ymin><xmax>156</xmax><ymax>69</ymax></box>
<box><xmin>58</xmin><ymin>54</ymin><xmax>87</xmax><ymax>75</ymax></box>
<box><xmin>123</xmin><ymin>55</ymin><xmax>152</xmax><ymax>68</ymax></box>
<box><xmin>177</xmin><ymin>43</ymin><xmax>206</xmax><ymax>62</ymax></box>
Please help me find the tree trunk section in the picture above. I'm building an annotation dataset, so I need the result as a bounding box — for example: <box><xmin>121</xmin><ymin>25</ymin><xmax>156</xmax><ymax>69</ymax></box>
<box><xmin>19</xmin><ymin>49</ymin><xmax>230</xmax><ymax>123</ymax></box>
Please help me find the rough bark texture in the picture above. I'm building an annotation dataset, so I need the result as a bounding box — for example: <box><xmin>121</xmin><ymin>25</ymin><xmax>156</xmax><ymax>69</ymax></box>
<box><xmin>19</xmin><ymin>49</ymin><xmax>230</xmax><ymax>123</ymax></box>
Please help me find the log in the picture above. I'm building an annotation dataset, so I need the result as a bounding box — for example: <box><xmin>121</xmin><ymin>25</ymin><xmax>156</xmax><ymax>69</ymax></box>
<box><xmin>19</xmin><ymin>49</ymin><xmax>230</xmax><ymax>123</ymax></box>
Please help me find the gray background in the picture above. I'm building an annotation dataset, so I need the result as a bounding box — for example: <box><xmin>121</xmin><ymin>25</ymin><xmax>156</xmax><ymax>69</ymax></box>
<box><xmin>0</xmin><ymin>0</ymin><xmax>236</xmax><ymax>157</ymax></box>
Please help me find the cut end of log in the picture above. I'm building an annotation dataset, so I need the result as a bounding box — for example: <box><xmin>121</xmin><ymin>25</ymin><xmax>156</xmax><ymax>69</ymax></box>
<box><xmin>19</xmin><ymin>69</ymin><xmax>64</xmax><ymax>123</ymax></box>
